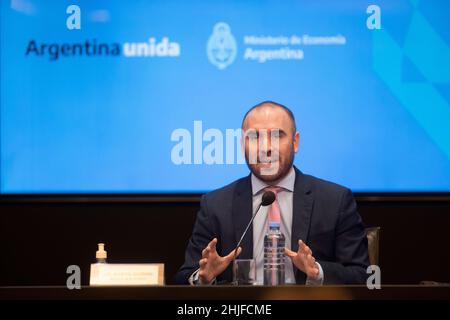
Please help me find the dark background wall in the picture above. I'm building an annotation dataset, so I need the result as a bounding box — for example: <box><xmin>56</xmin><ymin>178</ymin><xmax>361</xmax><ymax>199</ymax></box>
<box><xmin>1</xmin><ymin>196</ymin><xmax>449</xmax><ymax>286</ymax></box>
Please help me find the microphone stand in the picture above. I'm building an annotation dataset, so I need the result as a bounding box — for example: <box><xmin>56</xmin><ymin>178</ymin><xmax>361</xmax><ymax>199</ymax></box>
<box><xmin>231</xmin><ymin>203</ymin><xmax>266</xmax><ymax>285</ymax></box>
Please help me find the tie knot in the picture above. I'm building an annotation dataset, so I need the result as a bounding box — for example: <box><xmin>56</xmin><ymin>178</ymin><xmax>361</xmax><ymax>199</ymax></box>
<box><xmin>264</xmin><ymin>186</ymin><xmax>283</xmax><ymax>195</ymax></box>
<box><xmin>264</xmin><ymin>186</ymin><xmax>282</xmax><ymax>225</ymax></box>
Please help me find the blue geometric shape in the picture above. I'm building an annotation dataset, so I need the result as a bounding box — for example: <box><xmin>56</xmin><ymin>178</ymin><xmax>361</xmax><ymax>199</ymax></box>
<box><xmin>402</xmin><ymin>54</ymin><xmax>426</xmax><ymax>82</ymax></box>
<box><xmin>418</xmin><ymin>0</ymin><xmax>450</xmax><ymax>47</ymax></box>
<box><xmin>373</xmin><ymin>30</ymin><xmax>450</xmax><ymax>160</ymax></box>
<box><xmin>434</xmin><ymin>83</ymin><xmax>450</xmax><ymax>105</ymax></box>
<box><xmin>380</xmin><ymin>0</ymin><xmax>414</xmax><ymax>48</ymax></box>
<box><xmin>403</xmin><ymin>10</ymin><xmax>450</xmax><ymax>83</ymax></box>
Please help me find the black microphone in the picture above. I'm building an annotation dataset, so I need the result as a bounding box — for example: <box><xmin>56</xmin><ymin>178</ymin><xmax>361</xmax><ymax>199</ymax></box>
<box><xmin>233</xmin><ymin>190</ymin><xmax>276</xmax><ymax>258</ymax></box>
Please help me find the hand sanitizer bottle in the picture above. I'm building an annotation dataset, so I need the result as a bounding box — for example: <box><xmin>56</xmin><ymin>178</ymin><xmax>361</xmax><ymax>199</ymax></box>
<box><xmin>96</xmin><ymin>243</ymin><xmax>107</xmax><ymax>264</ymax></box>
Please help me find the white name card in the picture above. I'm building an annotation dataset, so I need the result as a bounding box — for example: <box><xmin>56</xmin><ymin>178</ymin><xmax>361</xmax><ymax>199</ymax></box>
<box><xmin>90</xmin><ymin>263</ymin><xmax>164</xmax><ymax>286</ymax></box>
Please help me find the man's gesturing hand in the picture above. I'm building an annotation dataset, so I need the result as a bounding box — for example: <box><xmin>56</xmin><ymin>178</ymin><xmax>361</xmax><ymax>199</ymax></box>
<box><xmin>198</xmin><ymin>238</ymin><xmax>242</xmax><ymax>284</ymax></box>
<box><xmin>284</xmin><ymin>240</ymin><xmax>319</xmax><ymax>279</ymax></box>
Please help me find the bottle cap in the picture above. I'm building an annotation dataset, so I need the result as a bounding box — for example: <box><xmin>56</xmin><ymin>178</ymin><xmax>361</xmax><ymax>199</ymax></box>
<box><xmin>269</xmin><ymin>221</ymin><xmax>281</xmax><ymax>229</ymax></box>
<box><xmin>96</xmin><ymin>243</ymin><xmax>107</xmax><ymax>259</ymax></box>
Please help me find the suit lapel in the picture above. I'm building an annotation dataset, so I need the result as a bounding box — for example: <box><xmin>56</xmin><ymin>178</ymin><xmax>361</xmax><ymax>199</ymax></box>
<box><xmin>232</xmin><ymin>175</ymin><xmax>253</xmax><ymax>259</ymax></box>
<box><xmin>291</xmin><ymin>167</ymin><xmax>314</xmax><ymax>283</ymax></box>
<box><xmin>291</xmin><ymin>167</ymin><xmax>314</xmax><ymax>254</ymax></box>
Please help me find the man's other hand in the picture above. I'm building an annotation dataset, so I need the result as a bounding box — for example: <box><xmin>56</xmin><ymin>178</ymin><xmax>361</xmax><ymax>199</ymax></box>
<box><xmin>198</xmin><ymin>238</ymin><xmax>242</xmax><ymax>284</ymax></box>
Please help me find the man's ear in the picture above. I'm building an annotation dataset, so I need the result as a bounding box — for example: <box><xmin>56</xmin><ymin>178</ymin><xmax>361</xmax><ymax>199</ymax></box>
<box><xmin>294</xmin><ymin>132</ymin><xmax>300</xmax><ymax>153</ymax></box>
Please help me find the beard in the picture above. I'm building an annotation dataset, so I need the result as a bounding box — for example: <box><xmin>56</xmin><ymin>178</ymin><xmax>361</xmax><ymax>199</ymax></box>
<box><xmin>245</xmin><ymin>148</ymin><xmax>295</xmax><ymax>183</ymax></box>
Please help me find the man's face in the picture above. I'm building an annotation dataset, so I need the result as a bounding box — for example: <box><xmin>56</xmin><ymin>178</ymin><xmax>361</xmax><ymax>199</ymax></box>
<box><xmin>242</xmin><ymin>105</ymin><xmax>300</xmax><ymax>182</ymax></box>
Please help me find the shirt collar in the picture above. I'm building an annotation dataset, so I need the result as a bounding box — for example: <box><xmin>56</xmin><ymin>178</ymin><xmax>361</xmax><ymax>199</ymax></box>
<box><xmin>251</xmin><ymin>166</ymin><xmax>296</xmax><ymax>195</ymax></box>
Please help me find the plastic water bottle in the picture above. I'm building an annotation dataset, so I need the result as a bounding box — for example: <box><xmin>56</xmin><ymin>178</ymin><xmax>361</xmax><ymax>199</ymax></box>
<box><xmin>263</xmin><ymin>222</ymin><xmax>285</xmax><ymax>285</ymax></box>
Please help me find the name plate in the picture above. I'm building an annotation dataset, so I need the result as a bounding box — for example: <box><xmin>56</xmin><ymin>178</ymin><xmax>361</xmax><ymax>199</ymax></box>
<box><xmin>90</xmin><ymin>263</ymin><xmax>164</xmax><ymax>286</ymax></box>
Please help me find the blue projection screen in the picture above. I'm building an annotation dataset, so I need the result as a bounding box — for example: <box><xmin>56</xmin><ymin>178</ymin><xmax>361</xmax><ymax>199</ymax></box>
<box><xmin>1</xmin><ymin>0</ymin><xmax>450</xmax><ymax>194</ymax></box>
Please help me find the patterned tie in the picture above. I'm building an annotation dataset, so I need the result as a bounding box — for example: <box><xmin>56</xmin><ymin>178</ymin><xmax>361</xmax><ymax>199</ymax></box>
<box><xmin>264</xmin><ymin>186</ymin><xmax>283</xmax><ymax>225</ymax></box>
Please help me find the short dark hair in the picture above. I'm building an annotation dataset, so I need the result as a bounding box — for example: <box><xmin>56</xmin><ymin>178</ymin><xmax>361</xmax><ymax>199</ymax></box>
<box><xmin>241</xmin><ymin>100</ymin><xmax>297</xmax><ymax>134</ymax></box>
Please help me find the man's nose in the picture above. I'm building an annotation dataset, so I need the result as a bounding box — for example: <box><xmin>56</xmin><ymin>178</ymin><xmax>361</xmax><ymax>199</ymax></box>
<box><xmin>259</xmin><ymin>138</ymin><xmax>271</xmax><ymax>154</ymax></box>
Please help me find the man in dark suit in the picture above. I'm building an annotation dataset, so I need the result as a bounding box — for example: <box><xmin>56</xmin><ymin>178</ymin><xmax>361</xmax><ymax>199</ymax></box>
<box><xmin>175</xmin><ymin>101</ymin><xmax>369</xmax><ymax>285</ymax></box>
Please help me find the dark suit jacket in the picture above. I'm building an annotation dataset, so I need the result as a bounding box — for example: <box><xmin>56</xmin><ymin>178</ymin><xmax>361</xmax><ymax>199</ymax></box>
<box><xmin>175</xmin><ymin>167</ymin><xmax>369</xmax><ymax>284</ymax></box>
